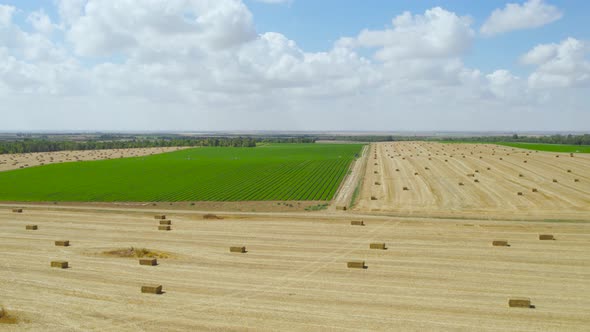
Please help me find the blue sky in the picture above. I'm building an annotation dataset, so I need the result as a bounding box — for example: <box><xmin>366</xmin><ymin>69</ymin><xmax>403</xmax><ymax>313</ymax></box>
<box><xmin>0</xmin><ymin>0</ymin><xmax>589</xmax><ymax>131</ymax></box>
<box><xmin>243</xmin><ymin>0</ymin><xmax>590</xmax><ymax>75</ymax></box>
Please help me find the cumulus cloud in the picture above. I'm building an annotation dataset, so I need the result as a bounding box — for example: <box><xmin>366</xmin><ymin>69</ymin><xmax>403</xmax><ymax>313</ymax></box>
<box><xmin>481</xmin><ymin>0</ymin><xmax>562</xmax><ymax>36</ymax></box>
<box><xmin>522</xmin><ymin>38</ymin><xmax>590</xmax><ymax>89</ymax></box>
<box><xmin>0</xmin><ymin>1</ymin><xmax>587</xmax><ymax>131</ymax></box>
<box><xmin>27</xmin><ymin>10</ymin><xmax>55</xmax><ymax>35</ymax></box>
<box><xmin>342</xmin><ymin>7</ymin><xmax>474</xmax><ymax>61</ymax></box>
<box><xmin>65</xmin><ymin>0</ymin><xmax>257</xmax><ymax>57</ymax></box>
<box><xmin>0</xmin><ymin>4</ymin><xmax>15</xmax><ymax>26</ymax></box>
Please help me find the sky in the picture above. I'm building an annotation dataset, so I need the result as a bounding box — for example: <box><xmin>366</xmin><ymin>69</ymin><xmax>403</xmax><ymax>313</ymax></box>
<box><xmin>0</xmin><ymin>0</ymin><xmax>589</xmax><ymax>132</ymax></box>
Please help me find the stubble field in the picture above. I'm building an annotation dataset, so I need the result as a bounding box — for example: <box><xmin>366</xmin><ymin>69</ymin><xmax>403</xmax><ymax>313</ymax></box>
<box><xmin>1</xmin><ymin>206</ymin><xmax>589</xmax><ymax>331</ymax></box>
<box><xmin>356</xmin><ymin>142</ymin><xmax>590</xmax><ymax>220</ymax></box>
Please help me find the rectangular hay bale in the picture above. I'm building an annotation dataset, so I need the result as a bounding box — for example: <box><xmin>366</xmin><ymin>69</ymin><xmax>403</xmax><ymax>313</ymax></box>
<box><xmin>141</xmin><ymin>285</ymin><xmax>162</xmax><ymax>294</ymax></box>
<box><xmin>230</xmin><ymin>246</ymin><xmax>246</xmax><ymax>253</ymax></box>
<box><xmin>140</xmin><ymin>258</ymin><xmax>158</xmax><ymax>266</ymax></box>
<box><xmin>351</xmin><ymin>220</ymin><xmax>365</xmax><ymax>226</ymax></box>
<box><xmin>509</xmin><ymin>298</ymin><xmax>531</xmax><ymax>308</ymax></box>
<box><xmin>51</xmin><ymin>261</ymin><xmax>68</xmax><ymax>269</ymax></box>
<box><xmin>159</xmin><ymin>220</ymin><xmax>172</xmax><ymax>225</ymax></box>
<box><xmin>154</xmin><ymin>215</ymin><xmax>166</xmax><ymax>220</ymax></box>
<box><xmin>539</xmin><ymin>234</ymin><xmax>554</xmax><ymax>240</ymax></box>
<box><xmin>26</xmin><ymin>225</ymin><xmax>38</xmax><ymax>230</ymax></box>
<box><xmin>347</xmin><ymin>261</ymin><xmax>366</xmax><ymax>269</ymax></box>
<box><xmin>492</xmin><ymin>240</ymin><xmax>509</xmax><ymax>246</ymax></box>
<box><xmin>158</xmin><ymin>225</ymin><xmax>171</xmax><ymax>231</ymax></box>
<box><xmin>369</xmin><ymin>243</ymin><xmax>386</xmax><ymax>250</ymax></box>
<box><xmin>12</xmin><ymin>208</ymin><xmax>23</xmax><ymax>213</ymax></box>
<box><xmin>55</xmin><ymin>240</ymin><xmax>70</xmax><ymax>246</ymax></box>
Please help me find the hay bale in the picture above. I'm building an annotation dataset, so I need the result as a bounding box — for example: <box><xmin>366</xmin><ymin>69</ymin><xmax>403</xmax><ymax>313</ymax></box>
<box><xmin>370</xmin><ymin>196</ymin><xmax>378</xmax><ymax>200</ymax></box>
<box><xmin>519</xmin><ymin>174</ymin><xmax>524</xmax><ymax>177</ymax></box>
<box><xmin>539</xmin><ymin>234</ymin><xmax>555</xmax><ymax>240</ymax></box>
<box><xmin>203</xmin><ymin>214</ymin><xmax>223</xmax><ymax>220</ymax></box>
<box><xmin>570</xmin><ymin>153</ymin><xmax>574</xmax><ymax>157</ymax></box>
<box><xmin>467</xmin><ymin>173</ymin><xmax>475</xmax><ymax>177</ymax></box>
<box><xmin>374</xmin><ymin>171</ymin><xmax>378</xmax><ymax>174</ymax></box>
<box><xmin>395</xmin><ymin>168</ymin><xmax>400</xmax><ymax>172</ymax></box>
<box><xmin>51</xmin><ymin>261</ymin><xmax>68</xmax><ymax>269</ymax></box>
<box><xmin>414</xmin><ymin>172</ymin><xmax>419</xmax><ymax>176</ymax></box>
<box><xmin>369</xmin><ymin>243</ymin><xmax>386</xmax><ymax>250</ymax></box>
<box><xmin>523</xmin><ymin>160</ymin><xmax>527</xmax><ymax>163</ymax></box>
<box><xmin>26</xmin><ymin>225</ymin><xmax>38</xmax><ymax>230</ymax></box>
<box><xmin>11</xmin><ymin>208</ymin><xmax>23</xmax><ymax>213</ymax></box>
<box><xmin>374</xmin><ymin>181</ymin><xmax>381</xmax><ymax>185</ymax></box>
<box><xmin>508</xmin><ymin>298</ymin><xmax>531</xmax><ymax>308</ymax></box>
<box><xmin>487</xmin><ymin>167</ymin><xmax>491</xmax><ymax>170</ymax></box>
<box><xmin>230</xmin><ymin>246</ymin><xmax>246</xmax><ymax>253</ymax></box>
<box><xmin>402</xmin><ymin>187</ymin><xmax>409</xmax><ymax>191</ymax></box>
<box><xmin>158</xmin><ymin>225</ymin><xmax>171</xmax><ymax>231</ymax></box>
<box><xmin>567</xmin><ymin>169</ymin><xmax>571</xmax><ymax>173</ymax></box>
<box><xmin>141</xmin><ymin>285</ymin><xmax>162</xmax><ymax>294</ymax></box>
<box><xmin>574</xmin><ymin>179</ymin><xmax>580</xmax><ymax>182</ymax></box>
<box><xmin>474</xmin><ymin>179</ymin><xmax>480</xmax><ymax>183</ymax></box>
<box><xmin>492</xmin><ymin>240</ymin><xmax>509</xmax><ymax>247</ymax></box>
<box><xmin>55</xmin><ymin>240</ymin><xmax>70</xmax><ymax>247</ymax></box>
<box><xmin>351</xmin><ymin>220</ymin><xmax>365</xmax><ymax>226</ymax></box>
<box><xmin>532</xmin><ymin>188</ymin><xmax>538</xmax><ymax>192</ymax></box>
<box><xmin>458</xmin><ymin>182</ymin><xmax>464</xmax><ymax>186</ymax></box>
<box><xmin>347</xmin><ymin>261</ymin><xmax>366</xmax><ymax>269</ymax></box>
<box><xmin>140</xmin><ymin>258</ymin><xmax>158</xmax><ymax>266</ymax></box>
<box><xmin>336</xmin><ymin>205</ymin><xmax>347</xmax><ymax>211</ymax></box>
<box><xmin>154</xmin><ymin>215</ymin><xmax>166</xmax><ymax>220</ymax></box>
<box><xmin>159</xmin><ymin>220</ymin><xmax>172</xmax><ymax>225</ymax></box>
<box><xmin>553</xmin><ymin>179</ymin><xmax>558</xmax><ymax>183</ymax></box>
<box><xmin>517</xmin><ymin>192</ymin><xmax>523</xmax><ymax>196</ymax></box>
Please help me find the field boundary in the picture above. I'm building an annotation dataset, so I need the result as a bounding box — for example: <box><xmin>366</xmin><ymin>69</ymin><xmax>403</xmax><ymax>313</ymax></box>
<box><xmin>329</xmin><ymin>144</ymin><xmax>369</xmax><ymax>211</ymax></box>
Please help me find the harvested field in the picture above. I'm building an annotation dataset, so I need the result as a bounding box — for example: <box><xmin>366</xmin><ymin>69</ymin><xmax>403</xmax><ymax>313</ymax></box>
<box><xmin>0</xmin><ymin>206</ymin><xmax>589</xmax><ymax>331</ymax></box>
<box><xmin>356</xmin><ymin>142</ymin><xmax>590</xmax><ymax>220</ymax></box>
<box><xmin>0</xmin><ymin>147</ymin><xmax>185</xmax><ymax>172</ymax></box>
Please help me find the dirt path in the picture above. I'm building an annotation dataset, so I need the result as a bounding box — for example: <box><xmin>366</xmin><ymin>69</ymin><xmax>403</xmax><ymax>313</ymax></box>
<box><xmin>330</xmin><ymin>145</ymin><xmax>369</xmax><ymax>211</ymax></box>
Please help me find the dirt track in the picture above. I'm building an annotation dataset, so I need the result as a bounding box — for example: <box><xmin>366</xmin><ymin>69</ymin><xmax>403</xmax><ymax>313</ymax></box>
<box><xmin>356</xmin><ymin>142</ymin><xmax>590</xmax><ymax>220</ymax></box>
<box><xmin>1</xmin><ymin>206</ymin><xmax>590</xmax><ymax>331</ymax></box>
<box><xmin>0</xmin><ymin>147</ymin><xmax>186</xmax><ymax>172</ymax></box>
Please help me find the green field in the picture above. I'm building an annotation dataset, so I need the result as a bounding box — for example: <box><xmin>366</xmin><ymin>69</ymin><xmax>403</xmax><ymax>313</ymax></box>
<box><xmin>495</xmin><ymin>142</ymin><xmax>590</xmax><ymax>153</ymax></box>
<box><xmin>440</xmin><ymin>141</ymin><xmax>590</xmax><ymax>153</ymax></box>
<box><xmin>0</xmin><ymin>144</ymin><xmax>363</xmax><ymax>202</ymax></box>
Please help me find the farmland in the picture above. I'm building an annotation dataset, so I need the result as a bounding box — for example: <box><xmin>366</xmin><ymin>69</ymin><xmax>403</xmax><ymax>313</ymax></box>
<box><xmin>1</xmin><ymin>207</ymin><xmax>589</xmax><ymax>330</ymax></box>
<box><xmin>495</xmin><ymin>142</ymin><xmax>590</xmax><ymax>153</ymax></box>
<box><xmin>356</xmin><ymin>142</ymin><xmax>590</xmax><ymax>220</ymax></box>
<box><xmin>0</xmin><ymin>144</ymin><xmax>363</xmax><ymax>202</ymax></box>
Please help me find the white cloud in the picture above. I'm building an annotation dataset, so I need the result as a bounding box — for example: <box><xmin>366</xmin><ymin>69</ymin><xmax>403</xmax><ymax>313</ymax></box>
<box><xmin>65</xmin><ymin>0</ymin><xmax>257</xmax><ymax>57</ymax></box>
<box><xmin>481</xmin><ymin>0</ymin><xmax>562</xmax><ymax>36</ymax></box>
<box><xmin>343</xmin><ymin>7</ymin><xmax>474</xmax><ymax>61</ymax></box>
<box><xmin>27</xmin><ymin>10</ymin><xmax>55</xmax><ymax>35</ymax></box>
<box><xmin>523</xmin><ymin>38</ymin><xmax>590</xmax><ymax>89</ymax></box>
<box><xmin>0</xmin><ymin>4</ymin><xmax>15</xmax><ymax>26</ymax></box>
<box><xmin>0</xmin><ymin>1</ymin><xmax>588</xmax><ymax>131</ymax></box>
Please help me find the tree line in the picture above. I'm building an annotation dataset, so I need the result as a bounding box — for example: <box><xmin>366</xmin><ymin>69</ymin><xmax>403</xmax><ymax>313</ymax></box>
<box><xmin>435</xmin><ymin>134</ymin><xmax>590</xmax><ymax>145</ymax></box>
